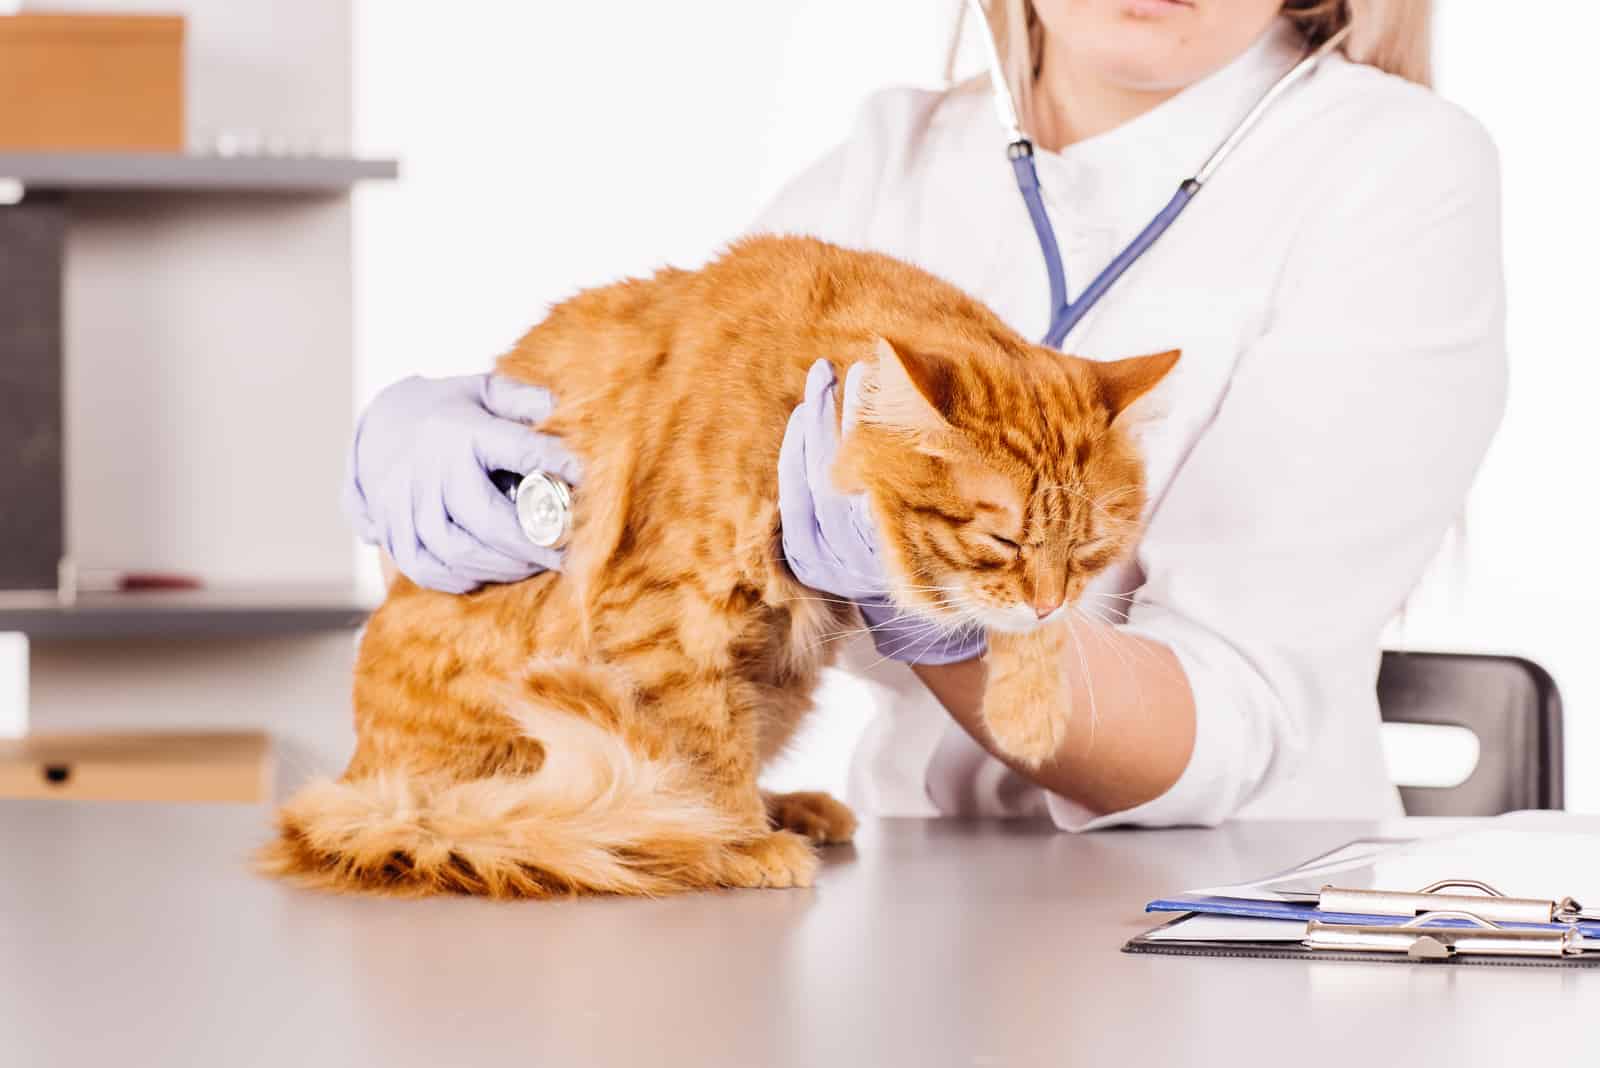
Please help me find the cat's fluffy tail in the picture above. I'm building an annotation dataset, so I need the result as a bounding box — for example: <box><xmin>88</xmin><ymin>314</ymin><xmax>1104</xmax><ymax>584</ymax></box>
<box><xmin>258</xmin><ymin>673</ymin><xmax>743</xmax><ymax>898</ymax></box>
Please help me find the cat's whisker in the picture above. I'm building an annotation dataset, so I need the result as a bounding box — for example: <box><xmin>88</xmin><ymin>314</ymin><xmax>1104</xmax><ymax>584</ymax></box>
<box><xmin>888</xmin><ymin>577</ymin><xmax>971</xmax><ymax>594</ymax></box>
<box><xmin>1083</xmin><ymin>590</ymin><xmax>1176</xmax><ymax>612</ymax></box>
<box><xmin>803</xmin><ymin>613</ymin><xmax>931</xmax><ymax>650</ymax></box>
<box><xmin>778</xmin><ymin>594</ymin><xmax>871</xmax><ymax>608</ymax></box>
<box><xmin>1082</xmin><ymin>590</ymin><xmax>1187</xmax><ymax>620</ymax></box>
<box><xmin>1061</xmin><ymin>608</ymin><xmax>1100</xmax><ymax>757</ymax></box>
<box><xmin>887</xmin><ymin>594</ymin><xmax>971</xmax><ymax>609</ymax></box>
<box><xmin>1070</xmin><ymin>603</ymin><xmax>1187</xmax><ymax>678</ymax></box>
<box><xmin>1069</xmin><ymin>606</ymin><xmax>1151</xmax><ymax>729</ymax></box>
<box><xmin>1039</xmin><ymin>480</ymin><xmax>1139</xmax><ymax>507</ymax></box>
<box><xmin>1071</xmin><ymin>600</ymin><xmax>1124</xmax><ymax>634</ymax></box>
<box><xmin>855</xmin><ymin>606</ymin><xmax>989</xmax><ymax>671</ymax></box>
<box><xmin>1070</xmin><ymin>604</ymin><xmax>1137</xmax><ymax>665</ymax></box>
<box><xmin>915</xmin><ymin>594</ymin><xmax>970</xmax><ymax>609</ymax></box>
<box><xmin>858</xmin><ymin>631</ymin><xmax>938</xmax><ymax>674</ymax></box>
<box><xmin>1084</xmin><ymin>589</ymin><xmax>1154</xmax><ymax>602</ymax></box>
<box><xmin>1034</xmin><ymin>481</ymin><xmax>1141</xmax><ymax>525</ymax></box>
<box><xmin>1074</xmin><ymin>601</ymin><xmax>1118</xmax><ymax>627</ymax></box>
<box><xmin>1074</xmin><ymin>613</ymin><xmax>1164</xmax><ymax>676</ymax></box>
<box><xmin>803</xmin><ymin>629</ymin><xmax>875</xmax><ymax>651</ymax></box>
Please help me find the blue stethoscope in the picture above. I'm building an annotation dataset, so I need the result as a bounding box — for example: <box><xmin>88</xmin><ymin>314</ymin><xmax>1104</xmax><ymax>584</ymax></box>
<box><xmin>499</xmin><ymin>18</ymin><xmax>1353</xmax><ymax>547</ymax></box>
<box><xmin>968</xmin><ymin>2</ymin><xmax>1351</xmax><ymax>348</ymax></box>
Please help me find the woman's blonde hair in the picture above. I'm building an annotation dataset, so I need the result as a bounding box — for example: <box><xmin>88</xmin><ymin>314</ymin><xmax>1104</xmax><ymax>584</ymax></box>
<box><xmin>957</xmin><ymin>0</ymin><xmax>1432</xmax><ymax>138</ymax></box>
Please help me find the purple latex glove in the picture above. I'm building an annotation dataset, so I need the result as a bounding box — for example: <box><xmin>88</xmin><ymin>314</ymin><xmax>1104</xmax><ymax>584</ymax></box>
<box><xmin>344</xmin><ymin>373</ymin><xmax>583</xmax><ymax>594</ymax></box>
<box><xmin>778</xmin><ymin>359</ymin><xmax>987</xmax><ymax>666</ymax></box>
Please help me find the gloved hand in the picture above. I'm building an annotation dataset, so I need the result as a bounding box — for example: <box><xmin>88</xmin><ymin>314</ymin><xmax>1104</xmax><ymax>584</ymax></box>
<box><xmin>778</xmin><ymin>359</ymin><xmax>987</xmax><ymax>666</ymax></box>
<box><xmin>344</xmin><ymin>373</ymin><xmax>583</xmax><ymax>594</ymax></box>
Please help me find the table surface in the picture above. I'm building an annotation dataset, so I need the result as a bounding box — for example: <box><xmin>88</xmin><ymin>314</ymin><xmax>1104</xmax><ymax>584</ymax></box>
<box><xmin>2</xmin><ymin>803</ymin><xmax>1593</xmax><ymax>1068</ymax></box>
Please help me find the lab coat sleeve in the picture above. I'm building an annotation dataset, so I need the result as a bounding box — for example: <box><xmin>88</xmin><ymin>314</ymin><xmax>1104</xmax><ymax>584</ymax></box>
<box><xmin>1047</xmin><ymin>104</ymin><xmax>1509</xmax><ymax>830</ymax></box>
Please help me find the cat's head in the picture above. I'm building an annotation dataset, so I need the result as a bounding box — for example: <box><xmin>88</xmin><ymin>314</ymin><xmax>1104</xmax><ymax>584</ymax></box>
<box><xmin>837</xmin><ymin>338</ymin><xmax>1178</xmax><ymax>635</ymax></box>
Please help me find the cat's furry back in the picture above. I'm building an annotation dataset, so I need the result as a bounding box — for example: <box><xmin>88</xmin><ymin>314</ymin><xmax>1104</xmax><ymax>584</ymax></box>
<box><xmin>261</xmin><ymin>236</ymin><xmax>1175</xmax><ymax>897</ymax></box>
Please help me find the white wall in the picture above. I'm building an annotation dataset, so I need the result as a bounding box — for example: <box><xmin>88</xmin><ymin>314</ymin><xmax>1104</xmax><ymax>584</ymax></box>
<box><xmin>4</xmin><ymin>0</ymin><xmax>363</xmax><ymax>781</ymax></box>
<box><xmin>352</xmin><ymin>0</ymin><xmax>961</xmax><ymax>392</ymax></box>
<box><xmin>1395</xmin><ymin>6</ymin><xmax>1600</xmax><ymax>803</ymax></box>
<box><xmin>351</xmin><ymin>2</ymin><xmax>1599</xmax><ymax>808</ymax></box>
<box><xmin>33</xmin><ymin>0</ymin><xmax>357</xmax><ymax>587</ymax></box>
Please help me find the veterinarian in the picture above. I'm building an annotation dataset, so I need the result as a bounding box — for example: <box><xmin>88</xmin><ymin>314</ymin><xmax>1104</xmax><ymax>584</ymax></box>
<box><xmin>344</xmin><ymin>0</ymin><xmax>1503</xmax><ymax>830</ymax></box>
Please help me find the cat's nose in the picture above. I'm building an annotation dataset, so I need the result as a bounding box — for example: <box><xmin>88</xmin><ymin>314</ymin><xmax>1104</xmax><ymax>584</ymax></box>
<box><xmin>1032</xmin><ymin>595</ymin><xmax>1064</xmax><ymax>620</ymax></box>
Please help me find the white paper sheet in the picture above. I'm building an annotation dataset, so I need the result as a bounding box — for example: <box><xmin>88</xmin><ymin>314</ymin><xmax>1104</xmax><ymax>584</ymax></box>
<box><xmin>1186</xmin><ymin>813</ymin><xmax>1600</xmax><ymax>903</ymax></box>
<box><xmin>1260</xmin><ymin>830</ymin><xmax>1600</xmax><ymax>903</ymax></box>
<box><xmin>1141</xmin><ymin>914</ymin><xmax>1308</xmax><ymax>943</ymax></box>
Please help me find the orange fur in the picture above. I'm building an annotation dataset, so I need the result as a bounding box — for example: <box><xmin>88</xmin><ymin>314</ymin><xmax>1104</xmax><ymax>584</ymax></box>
<box><xmin>261</xmin><ymin>236</ymin><xmax>1176</xmax><ymax>897</ymax></box>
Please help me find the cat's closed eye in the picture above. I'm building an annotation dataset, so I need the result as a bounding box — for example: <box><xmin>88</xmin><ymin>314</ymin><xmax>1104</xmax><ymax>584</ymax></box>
<box><xmin>980</xmin><ymin>533</ymin><xmax>1023</xmax><ymax>556</ymax></box>
<box><xmin>1071</xmin><ymin>537</ymin><xmax>1118</xmax><ymax>570</ymax></box>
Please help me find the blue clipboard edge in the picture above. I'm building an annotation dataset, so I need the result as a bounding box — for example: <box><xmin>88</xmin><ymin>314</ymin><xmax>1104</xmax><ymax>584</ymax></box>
<box><xmin>1146</xmin><ymin>895</ymin><xmax>1600</xmax><ymax>937</ymax></box>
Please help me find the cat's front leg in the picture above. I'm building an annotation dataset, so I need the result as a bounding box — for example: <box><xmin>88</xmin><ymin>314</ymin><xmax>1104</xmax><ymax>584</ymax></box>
<box><xmin>763</xmin><ymin>789</ymin><xmax>857</xmax><ymax>844</ymax></box>
<box><xmin>980</xmin><ymin>625</ymin><xmax>1073</xmax><ymax>769</ymax></box>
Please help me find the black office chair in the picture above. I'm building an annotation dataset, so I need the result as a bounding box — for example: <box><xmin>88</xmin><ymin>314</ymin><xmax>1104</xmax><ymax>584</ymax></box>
<box><xmin>1377</xmin><ymin>651</ymin><xmax>1564</xmax><ymax>817</ymax></box>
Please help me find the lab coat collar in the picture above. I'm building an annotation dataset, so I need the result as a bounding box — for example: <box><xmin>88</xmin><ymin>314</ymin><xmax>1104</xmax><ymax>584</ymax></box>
<box><xmin>1028</xmin><ymin>17</ymin><xmax>1307</xmax><ymax>208</ymax></box>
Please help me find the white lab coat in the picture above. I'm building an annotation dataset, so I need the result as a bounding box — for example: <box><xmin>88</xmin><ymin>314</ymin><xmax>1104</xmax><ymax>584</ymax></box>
<box><xmin>750</xmin><ymin>19</ymin><xmax>1506</xmax><ymax>829</ymax></box>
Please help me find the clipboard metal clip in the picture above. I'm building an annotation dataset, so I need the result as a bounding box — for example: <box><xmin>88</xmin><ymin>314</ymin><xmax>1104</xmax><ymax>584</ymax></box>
<box><xmin>1318</xmin><ymin>878</ymin><xmax>1588</xmax><ymax>926</ymax></box>
<box><xmin>1305</xmin><ymin>911</ymin><xmax>1593</xmax><ymax>961</ymax></box>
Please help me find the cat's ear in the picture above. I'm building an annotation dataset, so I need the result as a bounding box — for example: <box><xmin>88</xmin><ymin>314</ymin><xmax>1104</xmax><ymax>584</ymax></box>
<box><xmin>1090</xmin><ymin>349</ymin><xmax>1180</xmax><ymax>420</ymax></box>
<box><xmin>858</xmin><ymin>337</ymin><xmax>955</xmax><ymax>434</ymax></box>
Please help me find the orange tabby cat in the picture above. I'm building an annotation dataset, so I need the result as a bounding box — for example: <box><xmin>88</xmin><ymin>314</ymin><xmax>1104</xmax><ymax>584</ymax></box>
<box><xmin>261</xmin><ymin>235</ymin><xmax>1177</xmax><ymax>897</ymax></box>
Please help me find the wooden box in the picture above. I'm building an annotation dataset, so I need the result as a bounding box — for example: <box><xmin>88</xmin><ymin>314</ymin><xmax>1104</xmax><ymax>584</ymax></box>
<box><xmin>0</xmin><ymin>14</ymin><xmax>185</xmax><ymax>152</ymax></box>
<box><xmin>0</xmin><ymin>729</ymin><xmax>271</xmax><ymax>802</ymax></box>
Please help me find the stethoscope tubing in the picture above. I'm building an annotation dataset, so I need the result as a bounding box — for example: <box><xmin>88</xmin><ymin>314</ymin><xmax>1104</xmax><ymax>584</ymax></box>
<box><xmin>978</xmin><ymin>8</ymin><xmax>1352</xmax><ymax>347</ymax></box>
<box><xmin>496</xmin><ymin>18</ymin><xmax>1354</xmax><ymax>545</ymax></box>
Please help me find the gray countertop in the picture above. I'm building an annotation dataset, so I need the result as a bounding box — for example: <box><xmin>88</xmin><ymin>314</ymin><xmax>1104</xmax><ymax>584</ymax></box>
<box><xmin>1</xmin><ymin>802</ymin><xmax>1590</xmax><ymax>1067</ymax></box>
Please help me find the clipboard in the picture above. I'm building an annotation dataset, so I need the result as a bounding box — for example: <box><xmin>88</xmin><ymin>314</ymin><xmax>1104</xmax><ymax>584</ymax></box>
<box><xmin>1145</xmin><ymin>881</ymin><xmax>1600</xmax><ymax>938</ymax></box>
<box><xmin>1124</xmin><ymin>911</ymin><xmax>1600</xmax><ymax>969</ymax></box>
<box><xmin>1125</xmin><ymin>826</ymin><xmax>1600</xmax><ymax>967</ymax></box>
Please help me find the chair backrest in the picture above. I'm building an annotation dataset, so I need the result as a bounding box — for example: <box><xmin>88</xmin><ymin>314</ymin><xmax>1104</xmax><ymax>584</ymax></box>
<box><xmin>1377</xmin><ymin>651</ymin><xmax>1563</xmax><ymax>817</ymax></box>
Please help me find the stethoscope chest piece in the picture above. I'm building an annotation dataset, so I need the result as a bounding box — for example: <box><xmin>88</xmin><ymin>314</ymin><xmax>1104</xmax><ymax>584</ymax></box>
<box><xmin>508</xmin><ymin>470</ymin><xmax>574</xmax><ymax>549</ymax></box>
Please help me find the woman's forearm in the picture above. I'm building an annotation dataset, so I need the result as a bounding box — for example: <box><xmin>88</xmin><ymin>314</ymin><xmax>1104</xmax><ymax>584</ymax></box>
<box><xmin>911</xmin><ymin>616</ymin><xmax>1196</xmax><ymax>816</ymax></box>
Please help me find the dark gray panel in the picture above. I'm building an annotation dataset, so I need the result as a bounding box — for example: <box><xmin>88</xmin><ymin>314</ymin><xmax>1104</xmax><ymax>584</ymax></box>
<box><xmin>1379</xmin><ymin>650</ymin><xmax>1564</xmax><ymax>816</ymax></box>
<box><xmin>0</xmin><ymin>195</ymin><xmax>66</xmax><ymax>592</ymax></box>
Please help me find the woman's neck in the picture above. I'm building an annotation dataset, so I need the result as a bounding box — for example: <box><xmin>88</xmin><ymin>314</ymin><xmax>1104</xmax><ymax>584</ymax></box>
<box><xmin>1031</xmin><ymin>44</ymin><xmax>1183</xmax><ymax>151</ymax></box>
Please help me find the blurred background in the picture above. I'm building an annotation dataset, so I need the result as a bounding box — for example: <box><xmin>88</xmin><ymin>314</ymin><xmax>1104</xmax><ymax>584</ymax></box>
<box><xmin>1</xmin><ymin>1</ymin><xmax>1595</xmax><ymax>810</ymax></box>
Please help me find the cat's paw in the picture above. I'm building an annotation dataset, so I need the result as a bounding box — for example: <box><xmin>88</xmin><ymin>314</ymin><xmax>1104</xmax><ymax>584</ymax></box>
<box><xmin>719</xmin><ymin>830</ymin><xmax>820</xmax><ymax>889</ymax></box>
<box><xmin>764</xmin><ymin>790</ymin><xmax>857</xmax><ymax>844</ymax></box>
<box><xmin>982</xmin><ymin>700</ymin><xmax>1069</xmax><ymax>769</ymax></box>
<box><xmin>981</xmin><ymin>626</ymin><xmax>1071</xmax><ymax>769</ymax></box>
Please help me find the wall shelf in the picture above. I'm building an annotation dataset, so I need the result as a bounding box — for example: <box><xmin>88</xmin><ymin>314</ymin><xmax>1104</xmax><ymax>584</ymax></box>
<box><xmin>0</xmin><ymin>0</ymin><xmax>384</xmax><ymax>772</ymax></box>
<box><xmin>0</xmin><ymin>587</ymin><xmax>375</xmax><ymax>640</ymax></box>
<box><xmin>0</xmin><ymin>151</ymin><xmax>398</xmax><ymax>193</ymax></box>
